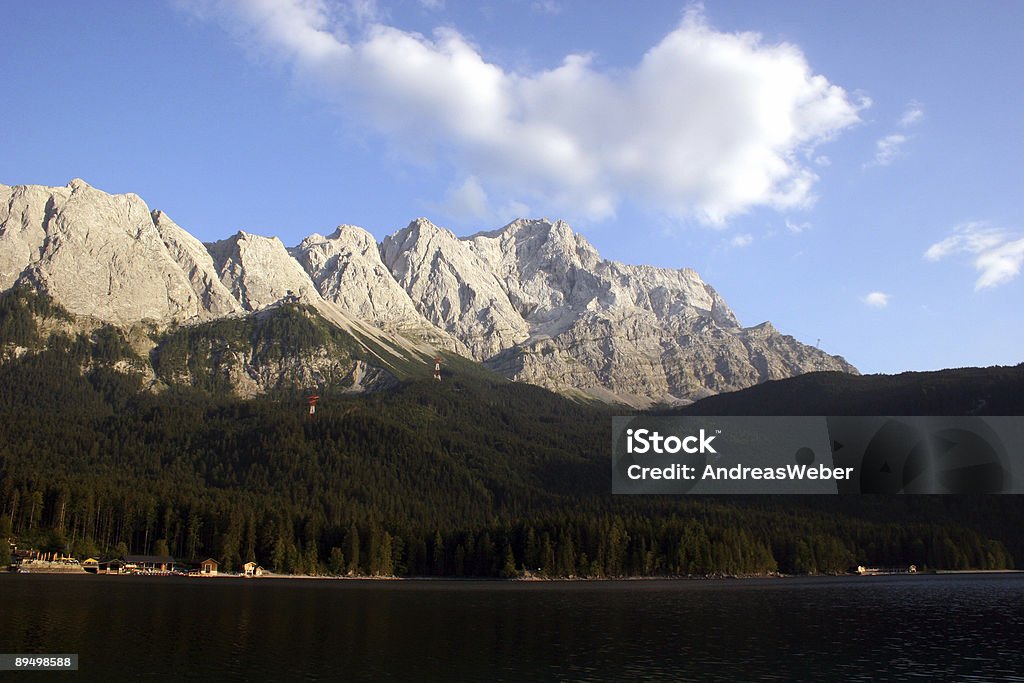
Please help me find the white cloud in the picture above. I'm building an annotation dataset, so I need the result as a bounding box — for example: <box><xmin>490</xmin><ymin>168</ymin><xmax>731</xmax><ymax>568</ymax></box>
<box><xmin>530</xmin><ymin>0</ymin><xmax>562</xmax><ymax>15</ymax></box>
<box><xmin>785</xmin><ymin>218</ymin><xmax>811</xmax><ymax>234</ymax></box>
<box><xmin>729</xmin><ymin>233</ymin><xmax>754</xmax><ymax>248</ymax></box>
<box><xmin>434</xmin><ymin>176</ymin><xmax>490</xmax><ymax>221</ymax></box>
<box><xmin>862</xmin><ymin>291</ymin><xmax>891</xmax><ymax>308</ymax></box>
<box><xmin>431</xmin><ymin>175</ymin><xmax>532</xmax><ymax>225</ymax></box>
<box><xmin>502</xmin><ymin>198</ymin><xmax>532</xmax><ymax>221</ymax></box>
<box><xmin>925</xmin><ymin>222</ymin><xmax>1024</xmax><ymax>290</ymax></box>
<box><xmin>865</xmin><ymin>101</ymin><xmax>923</xmax><ymax>168</ymax></box>
<box><xmin>348</xmin><ymin>0</ymin><xmax>382</xmax><ymax>24</ymax></box>
<box><xmin>900</xmin><ymin>101</ymin><xmax>924</xmax><ymax>128</ymax></box>
<box><xmin>867</xmin><ymin>133</ymin><xmax>907</xmax><ymax>167</ymax></box>
<box><xmin>924</xmin><ymin>222</ymin><xmax>1003</xmax><ymax>261</ymax></box>
<box><xmin>186</xmin><ymin>2</ymin><xmax>863</xmax><ymax>224</ymax></box>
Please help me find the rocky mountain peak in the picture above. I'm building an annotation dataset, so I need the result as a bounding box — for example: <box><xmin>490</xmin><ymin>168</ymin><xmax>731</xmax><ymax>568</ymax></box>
<box><xmin>1</xmin><ymin>180</ymin><xmax>204</xmax><ymax>324</ymax></box>
<box><xmin>294</xmin><ymin>226</ymin><xmax>378</xmax><ymax>275</ymax></box>
<box><xmin>381</xmin><ymin>218</ymin><xmax>530</xmax><ymax>359</ymax></box>
<box><xmin>291</xmin><ymin>223</ymin><xmax>448</xmax><ymax>343</ymax></box>
<box><xmin>470</xmin><ymin>218</ymin><xmax>601</xmax><ymax>269</ymax></box>
<box><xmin>330</xmin><ymin>223</ymin><xmax>377</xmax><ymax>248</ymax></box>
<box><xmin>66</xmin><ymin>178</ymin><xmax>92</xmax><ymax>192</ymax></box>
<box><xmin>383</xmin><ymin>217</ymin><xmax>459</xmax><ymax>256</ymax></box>
<box><xmin>207</xmin><ymin>231</ymin><xmax>321</xmax><ymax>311</ymax></box>
<box><xmin>152</xmin><ymin>210</ymin><xmax>242</xmax><ymax>318</ymax></box>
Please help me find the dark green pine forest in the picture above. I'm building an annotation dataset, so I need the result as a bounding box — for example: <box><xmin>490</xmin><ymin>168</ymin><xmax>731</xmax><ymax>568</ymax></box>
<box><xmin>2</xmin><ymin>287</ymin><xmax>1023</xmax><ymax>577</ymax></box>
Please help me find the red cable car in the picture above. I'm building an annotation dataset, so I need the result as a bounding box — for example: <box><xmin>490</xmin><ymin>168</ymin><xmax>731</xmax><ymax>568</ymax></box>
<box><xmin>306</xmin><ymin>395</ymin><xmax>320</xmax><ymax>416</ymax></box>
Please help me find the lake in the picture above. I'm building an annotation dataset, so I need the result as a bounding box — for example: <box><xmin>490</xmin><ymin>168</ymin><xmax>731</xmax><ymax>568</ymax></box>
<box><xmin>2</xmin><ymin>573</ymin><xmax>1023</xmax><ymax>680</ymax></box>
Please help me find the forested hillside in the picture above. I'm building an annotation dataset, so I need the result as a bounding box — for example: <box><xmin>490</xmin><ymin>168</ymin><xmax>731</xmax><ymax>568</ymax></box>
<box><xmin>1</xmin><ymin>289</ymin><xmax>1021</xmax><ymax>576</ymax></box>
<box><xmin>672</xmin><ymin>365</ymin><xmax>1024</xmax><ymax>416</ymax></box>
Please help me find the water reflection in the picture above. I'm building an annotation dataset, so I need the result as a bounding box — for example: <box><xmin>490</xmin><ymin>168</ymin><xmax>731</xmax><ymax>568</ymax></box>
<box><xmin>2</xmin><ymin>574</ymin><xmax>1023</xmax><ymax>680</ymax></box>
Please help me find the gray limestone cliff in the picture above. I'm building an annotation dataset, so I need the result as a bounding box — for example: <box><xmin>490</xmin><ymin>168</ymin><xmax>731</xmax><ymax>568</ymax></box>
<box><xmin>0</xmin><ymin>180</ymin><xmax>856</xmax><ymax>403</ymax></box>
<box><xmin>1</xmin><ymin>180</ymin><xmax>207</xmax><ymax>325</ymax></box>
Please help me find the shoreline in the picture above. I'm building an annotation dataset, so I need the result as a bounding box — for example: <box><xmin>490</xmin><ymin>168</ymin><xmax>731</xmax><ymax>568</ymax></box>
<box><xmin>9</xmin><ymin>567</ymin><xmax>1023</xmax><ymax>581</ymax></box>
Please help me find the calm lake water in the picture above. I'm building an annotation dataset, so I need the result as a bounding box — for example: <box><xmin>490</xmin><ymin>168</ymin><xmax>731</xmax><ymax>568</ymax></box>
<box><xmin>2</xmin><ymin>573</ymin><xmax>1023</xmax><ymax>681</ymax></box>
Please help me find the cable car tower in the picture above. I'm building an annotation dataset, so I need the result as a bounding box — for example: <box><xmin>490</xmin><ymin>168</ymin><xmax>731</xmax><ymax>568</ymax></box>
<box><xmin>306</xmin><ymin>394</ymin><xmax>320</xmax><ymax>416</ymax></box>
<box><xmin>433</xmin><ymin>357</ymin><xmax>442</xmax><ymax>383</ymax></box>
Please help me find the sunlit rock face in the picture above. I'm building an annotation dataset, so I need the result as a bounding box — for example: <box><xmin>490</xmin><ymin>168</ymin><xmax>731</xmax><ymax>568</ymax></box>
<box><xmin>0</xmin><ymin>180</ymin><xmax>856</xmax><ymax>404</ymax></box>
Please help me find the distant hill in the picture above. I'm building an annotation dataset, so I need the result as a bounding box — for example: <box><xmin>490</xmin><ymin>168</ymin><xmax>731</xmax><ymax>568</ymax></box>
<box><xmin>673</xmin><ymin>366</ymin><xmax>1024</xmax><ymax>416</ymax></box>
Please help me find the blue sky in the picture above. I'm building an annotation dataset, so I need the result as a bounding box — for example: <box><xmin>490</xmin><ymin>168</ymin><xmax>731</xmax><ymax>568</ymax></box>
<box><xmin>3</xmin><ymin>1</ymin><xmax>1022</xmax><ymax>374</ymax></box>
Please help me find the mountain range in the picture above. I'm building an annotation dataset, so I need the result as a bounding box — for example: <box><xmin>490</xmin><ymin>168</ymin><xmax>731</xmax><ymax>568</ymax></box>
<box><xmin>0</xmin><ymin>179</ymin><xmax>855</xmax><ymax>404</ymax></box>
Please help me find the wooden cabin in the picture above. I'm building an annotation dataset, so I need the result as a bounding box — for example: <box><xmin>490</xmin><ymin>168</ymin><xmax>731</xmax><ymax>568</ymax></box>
<box><xmin>101</xmin><ymin>558</ymin><xmax>126</xmax><ymax>574</ymax></box>
<box><xmin>200</xmin><ymin>558</ymin><xmax>220</xmax><ymax>575</ymax></box>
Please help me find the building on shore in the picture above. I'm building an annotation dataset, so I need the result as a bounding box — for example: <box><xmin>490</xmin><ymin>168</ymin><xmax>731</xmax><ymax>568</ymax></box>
<box><xmin>101</xmin><ymin>559</ymin><xmax>126</xmax><ymax>574</ymax></box>
<box><xmin>243</xmin><ymin>561</ymin><xmax>265</xmax><ymax>577</ymax></box>
<box><xmin>857</xmin><ymin>564</ymin><xmax>918</xmax><ymax>575</ymax></box>
<box><xmin>123</xmin><ymin>555</ymin><xmax>174</xmax><ymax>572</ymax></box>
